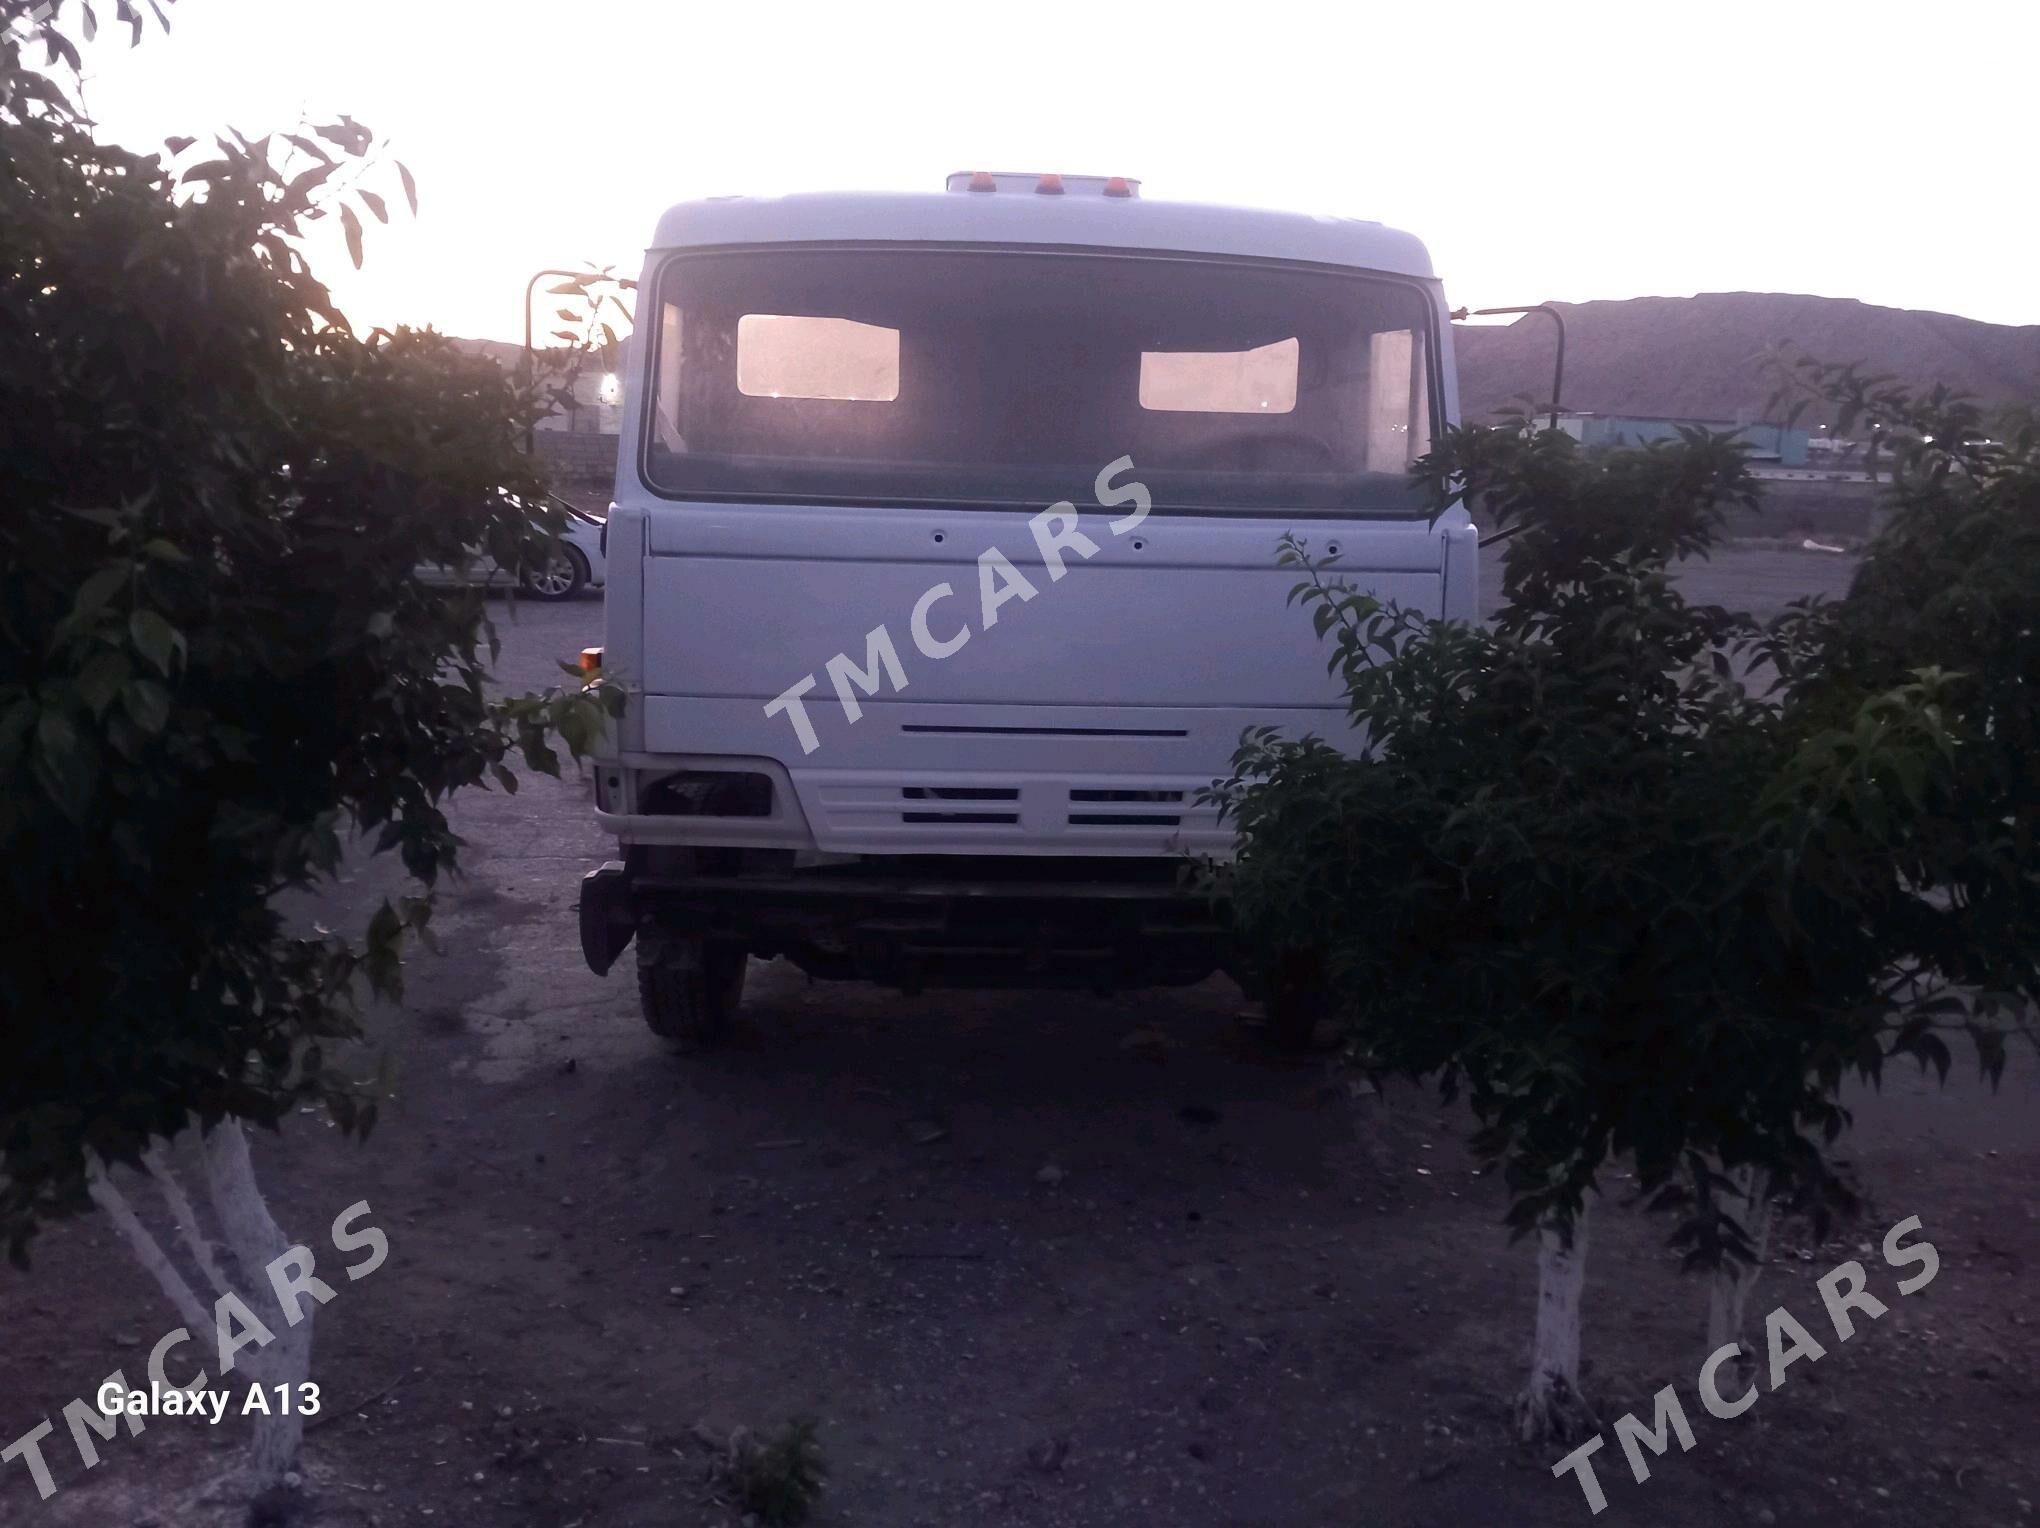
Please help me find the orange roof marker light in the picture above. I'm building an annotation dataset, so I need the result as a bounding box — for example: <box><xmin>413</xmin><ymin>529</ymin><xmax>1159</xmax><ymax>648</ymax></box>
<box><xmin>943</xmin><ymin>172</ymin><xmax>1140</xmax><ymax>197</ymax></box>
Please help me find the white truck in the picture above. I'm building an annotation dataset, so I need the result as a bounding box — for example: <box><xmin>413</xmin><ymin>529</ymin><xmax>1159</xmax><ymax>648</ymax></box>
<box><xmin>577</xmin><ymin>171</ymin><xmax>1475</xmax><ymax>1043</ymax></box>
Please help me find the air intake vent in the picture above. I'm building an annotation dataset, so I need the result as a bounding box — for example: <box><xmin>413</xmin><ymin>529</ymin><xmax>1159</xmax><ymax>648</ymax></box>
<box><xmin>901</xmin><ymin>785</ymin><xmax>1019</xmax><ymax>825</ymax></box>
<box><xmin>1069</xmin><ymin>788</ymin><xmax>1183</xmax><ymax>827</ymax></box>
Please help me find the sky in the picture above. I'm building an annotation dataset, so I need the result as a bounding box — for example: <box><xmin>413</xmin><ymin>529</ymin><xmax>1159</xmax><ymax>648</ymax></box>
<box><xmin>66</xmin><ymin>0</ymin><xmax>2040</xmax><ymax>343</ymax></box>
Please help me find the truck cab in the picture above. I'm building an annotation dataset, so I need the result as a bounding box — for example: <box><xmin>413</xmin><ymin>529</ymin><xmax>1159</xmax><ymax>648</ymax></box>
<box><xmin>579</xmin><ymin>172</ymin><xmax>1474</xmax><ymax>1042</ymax></box>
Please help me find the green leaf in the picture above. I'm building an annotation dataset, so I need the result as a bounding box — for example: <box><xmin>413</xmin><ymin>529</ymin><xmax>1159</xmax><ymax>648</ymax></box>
<box><xmin>366</xmin><ymin>898</ymin><xmax>403</xmax><ymax>950</ymax></box>
<box><xmin>313</xmin><ymin>120</ymin><xmax>371</xmax><ymax>157</ymax></box>
<box><xmin>340</xmin><ymin>203</ymin><xmax>364</xmax><ymax>269</ymax></box>
<box><xmin>0</xmin><ymin>702</ymin><xmax>36</xmax><ymax>771</ymax></box>
<box><xmin>284</xmin><ymin>160</ymin><xmax>340</xmax><ymax>204</ymax></box>
<box><xmin>179</xmin><ymin>157</ymin><xmax>239</xmax><ymax>186</ymax></box>
<box><xmin>69</xmin><ymin>564</ymin><xmax>131</xmax><ymax>625</ymax></box>
<box><xmin>121</xmin><ymin>680</ymin><xmax>172</xmax><ymax>735</ymax></box>
<box><xmin>44</xmin><ymin>28</ymin><xmax>82</xmax><ymax>71</ymax></box>
<box><xmin>74</xmin><ymin>652</ymin><xmax>132</xmax><ymax>716</ymax></box>
<box><xmin>128</xmin><ymin>609</ymin><xmax>181</xmax><ymax>674</ymax></box>
<box><xmin>32</xmin><ymin>710</ymin><xmax>96</xmax><ymax>822</ymax></box>
<box><xmin>283</xmin><ymin>132</ymin><xmax>335</xmax><ymax>166</ymax></box>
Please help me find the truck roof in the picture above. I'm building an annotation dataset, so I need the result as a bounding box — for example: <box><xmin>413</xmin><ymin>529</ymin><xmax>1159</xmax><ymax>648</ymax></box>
<box><xmin>648</xmin><ymin>190</ymin><xmax>1437</xmax><ymax>280</ymax></box>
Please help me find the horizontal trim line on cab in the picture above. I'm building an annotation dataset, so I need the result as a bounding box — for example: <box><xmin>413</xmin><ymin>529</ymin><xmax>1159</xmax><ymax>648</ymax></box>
<box><xmin>901</xmin><ymin>724</ymin><xmax>1189</xmax><ymax>737</ymax></box>
<box><xmin>640</xmin><ymin>694</ymin><xmax>1357</xmax><ymax>711</ymax></box>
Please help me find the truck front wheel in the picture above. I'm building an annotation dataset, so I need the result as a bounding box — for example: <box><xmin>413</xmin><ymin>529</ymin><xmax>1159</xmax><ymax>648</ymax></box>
<box><xmin>636</xmin><ymin>928</ymin><xmax>747</xmax><ymax>1044</ymax></box>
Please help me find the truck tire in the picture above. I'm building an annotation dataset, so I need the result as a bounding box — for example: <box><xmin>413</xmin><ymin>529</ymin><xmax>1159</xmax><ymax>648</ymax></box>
<box><xmin>636</xmin><ymin>929</ymin><xmax>747</xmax><ymax>1043</ymax></box>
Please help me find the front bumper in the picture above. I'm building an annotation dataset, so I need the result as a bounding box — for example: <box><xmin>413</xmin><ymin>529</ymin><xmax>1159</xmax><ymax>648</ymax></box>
<box><xmin>578</xmin><ymin>861</ymin><xmax>635</xmax><ymax>976</ymax></box>
<box><xmin>577</xmin><ymin>857</ymin><xmax>1232</xmax><ymax>993</ymax></box>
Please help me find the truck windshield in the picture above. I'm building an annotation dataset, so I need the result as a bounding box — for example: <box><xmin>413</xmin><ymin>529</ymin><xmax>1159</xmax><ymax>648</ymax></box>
<box><xmin>642</xmin><ymin>247</ymin><xmax>1435</xmax><ymax>514</ymax></box>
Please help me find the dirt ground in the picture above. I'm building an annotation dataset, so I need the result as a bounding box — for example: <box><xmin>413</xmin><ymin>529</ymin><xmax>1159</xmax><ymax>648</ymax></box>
<box><xmin>4</xmin><ymin>546</ymin><xmax>2035</xmax><ymax>1528</ymax></box>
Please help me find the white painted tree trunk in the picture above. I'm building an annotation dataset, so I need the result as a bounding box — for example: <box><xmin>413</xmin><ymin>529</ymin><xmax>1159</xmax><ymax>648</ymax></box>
<box><xmin>1705</xmin><ymin>1165</ymin><xmax>1773</xmax><ymax>1355</ymax></box>
<box><xmin>86</xmin><ymin>1119</ymin><xmax>311</xmax><ymax>1495</ymax></box>
<box><xmin>1515</xmin><ymin>1198</ymin><xmax>1595</xmax><ymax>1442</ymax></box>
<box><xmin>202</xmin><ymin>1120</ymin><xmax>313</xmax><ymax>1488</ymax></box>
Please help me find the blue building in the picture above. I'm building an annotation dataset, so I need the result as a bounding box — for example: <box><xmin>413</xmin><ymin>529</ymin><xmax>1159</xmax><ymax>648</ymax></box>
<box><xmin>1553</xmin><ymin>412</ymin><xmax>1810</xmax><ymax>466</ymax></box>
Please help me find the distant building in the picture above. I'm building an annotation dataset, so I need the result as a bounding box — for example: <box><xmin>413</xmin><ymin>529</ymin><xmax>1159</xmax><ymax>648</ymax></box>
<box><xmin>1552</xmin><ymin>412</ymin><xmax>1810</xmax><ymax>467</ymax></box>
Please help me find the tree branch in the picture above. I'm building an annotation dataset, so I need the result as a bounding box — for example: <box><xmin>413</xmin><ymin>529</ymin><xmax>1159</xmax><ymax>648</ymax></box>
<box><xmin>85</xmin><ymin>1154</ymin><xmax>215</xmax><ymax>1337</ymax></box>
<box><xmin>143</xmin><ymin>1136</ymin><xmax>231</xmax><ymax>1298</ymax></box>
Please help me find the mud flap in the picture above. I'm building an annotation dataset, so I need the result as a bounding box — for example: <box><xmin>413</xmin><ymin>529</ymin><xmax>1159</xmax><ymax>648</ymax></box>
<box><xmin>578</xmin><ymin>861</ymin><xmax>635</xmax><ymax>976</ymax></box>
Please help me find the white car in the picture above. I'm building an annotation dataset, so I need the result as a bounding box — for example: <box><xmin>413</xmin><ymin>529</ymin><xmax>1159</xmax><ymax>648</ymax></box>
<box><xmin>417</xmin><ymin>504</ymin><xmax>608</xmax><ymax>600</ymax></box>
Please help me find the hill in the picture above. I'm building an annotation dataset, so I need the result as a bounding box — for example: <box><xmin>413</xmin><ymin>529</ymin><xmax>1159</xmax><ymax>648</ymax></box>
<box><xmin>1452</xmin><ymin>292</ymin><xmax>2040</xmax><ymax>423</ymax></box>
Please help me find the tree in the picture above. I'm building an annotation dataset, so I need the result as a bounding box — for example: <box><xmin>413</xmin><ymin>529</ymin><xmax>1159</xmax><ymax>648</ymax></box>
<box><xmin>1761</xmin><ymin>356</ymin><xmax>2039</xmax><ymax>1038</ymax></box>
<box><xmin>0</xmin><ymin>0</ymin><xmax>618</xmax><ymax>1497</ymax></box>
<box><xmin>1702</xmin><ymin>360</ymin><xmax>2040</xmax><ymax>1338</ymax></box>
<box><xmin>1210</xmin><ymin>403</ymin><xmax>2037</xmax><ymax>1440</ymax></box>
